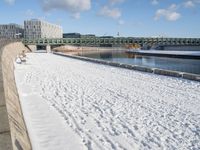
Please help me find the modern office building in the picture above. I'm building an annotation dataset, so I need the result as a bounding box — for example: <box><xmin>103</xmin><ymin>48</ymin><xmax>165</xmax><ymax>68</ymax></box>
<box><xmin>81</xmin><ymin>34</ymin><xmax>96</xmax><ymax>38</ymax></box>
<box><xmin>0</xmin><ymin>24</ymin><xmax>24</xmax><ymax>38</ymax></box>
<box><xmin>24</xmin><ymin>19</ymin><xmax>63</xmax><ymax>39</ymax></box>
<box><xmin>63</xmin><ymin>33</ymin><xmax>81</xmax><ymax>38</ymax></box>
<box><xmin>63</xmin><ymin>33</ymin><xmax>97</xmax><ymax>39</ymax></box>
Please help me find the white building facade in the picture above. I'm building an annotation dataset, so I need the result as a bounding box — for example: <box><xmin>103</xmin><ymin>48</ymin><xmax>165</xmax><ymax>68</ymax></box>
<box><xmin>0</xmin><ymin>24</ymin><xmax>24</xmax><ymax>38</ymax></box>
<box><xmin>24</xmin><ymin>19</ymin><xmax>63</xmax><ymax>39</ymax></box>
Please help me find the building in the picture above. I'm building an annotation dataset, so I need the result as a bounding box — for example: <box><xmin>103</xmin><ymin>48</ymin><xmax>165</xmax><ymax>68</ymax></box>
<box><xmin>63</xmin><ymin>33</ymin><xmax>96</xmax><ymax>39</ymax></box>
<box><xmin>63</xmin><ymin>33</ymin><xmax>81</xmax><ymax>38</ymax></box>
<box><xmin>24</xmin><ymin>19</ymin><xmax>63</xmax><ymax>39</ymax></box>
<box><xmin>81</xmin><ymin>34</ymin><xmax>96</xmax><ymax>38</ymax></box>
<box><xmin>0</xmin><ymin>23</ymin><xmax>24</xmax><ymax>38</ymax></box>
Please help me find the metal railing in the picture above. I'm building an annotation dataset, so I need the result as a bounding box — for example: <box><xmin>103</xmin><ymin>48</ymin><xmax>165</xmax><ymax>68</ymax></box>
<box><xmin>22</xmin><ymin>37</ymin><xmax>200</xmax><ymax>50</ymax></box>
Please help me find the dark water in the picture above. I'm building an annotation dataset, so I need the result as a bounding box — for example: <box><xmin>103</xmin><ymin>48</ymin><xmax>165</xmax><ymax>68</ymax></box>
<box><xmin>79</xmin><ymin>51</ymin><xmax>200</xmax><ymax>75</ymax></box>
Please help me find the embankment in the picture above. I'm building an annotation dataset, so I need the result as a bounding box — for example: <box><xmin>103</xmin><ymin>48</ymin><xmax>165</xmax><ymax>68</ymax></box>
<box><xmin>53</xmin><ymin>45</ymin><xmax>125</xmax><ymax>55</ymax></box>
<box><xmin>0</xmin><ymin>40</ymin><xmax>31</xmax><ymax>150</ymax></box>
<box><xmin>54</xmin><ymin>52</ymin><xmax>200</xmax><ymax>82</ymax></box>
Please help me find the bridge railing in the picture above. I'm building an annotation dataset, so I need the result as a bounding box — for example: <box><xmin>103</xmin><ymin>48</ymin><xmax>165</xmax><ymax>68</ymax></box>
<box><xmin>22</xmin><ymin>37</ymin><xmax>200</xmax><ymax>47</ymax></box>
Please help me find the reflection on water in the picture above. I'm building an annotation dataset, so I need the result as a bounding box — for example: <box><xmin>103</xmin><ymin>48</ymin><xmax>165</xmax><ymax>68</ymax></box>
<box><xmin>79</xmin><ymin>51</ymin><xmax>200</xmax><ymax>75</ymax></box>
<box><xmin>100</xmin><ymin>52</ymin><xmax>112</xmax><ymax>59</ymax></box>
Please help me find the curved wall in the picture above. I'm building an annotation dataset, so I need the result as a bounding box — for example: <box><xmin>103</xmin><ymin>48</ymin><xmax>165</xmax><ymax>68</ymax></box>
<box><xmin>0</xmin><ymin>41</ymin><xmax>31</xmax><ymax>150</ymax></box>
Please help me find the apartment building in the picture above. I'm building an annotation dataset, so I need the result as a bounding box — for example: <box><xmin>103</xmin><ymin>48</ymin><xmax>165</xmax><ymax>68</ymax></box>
<box><xmin>24</xmin><ymin>19</ymin><xmax>63</xmax><ymax>39</ymax></box>
<box><xmin>0</xmin><ymin>23</ymin><xmax>24</xmax><ymax>38</ymax></box>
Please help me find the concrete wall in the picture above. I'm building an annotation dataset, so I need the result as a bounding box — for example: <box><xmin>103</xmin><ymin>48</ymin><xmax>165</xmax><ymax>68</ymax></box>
<box><xmin>0</xmin><ymin>39</ymin><xmax>13</xmax><ymax>150</ymax></box>
<box><xmin>0</xmin><ymin>41</ymin><xmax>31</xmax><ymax>150</ymax></box>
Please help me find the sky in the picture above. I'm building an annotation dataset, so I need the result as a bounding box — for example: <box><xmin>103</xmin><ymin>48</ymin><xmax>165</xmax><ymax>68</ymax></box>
<box><xmin>0</xmin><ymin>0</ymin><xmax>200</xmax><ymax>38</ymax></box>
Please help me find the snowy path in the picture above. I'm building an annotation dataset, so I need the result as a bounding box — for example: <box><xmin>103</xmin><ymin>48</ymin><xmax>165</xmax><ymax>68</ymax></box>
<box><xmin>15</xmin><ymin>53</ymin><xmax>200</xmax><ymax>150</ymax></box>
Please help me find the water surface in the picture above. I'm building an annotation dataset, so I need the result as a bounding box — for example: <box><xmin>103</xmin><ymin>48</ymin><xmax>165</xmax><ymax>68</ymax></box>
<box><xmin>79</xmin><ymin>51</ymin><xmax>200</xmax><ymax>75</ymax></box>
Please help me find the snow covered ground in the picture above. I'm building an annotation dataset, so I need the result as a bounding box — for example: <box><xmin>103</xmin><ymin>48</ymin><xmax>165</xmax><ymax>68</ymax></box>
<box><xmin>14</xmin><ymin>53</ymin><xmax>200</xmax><ymax>150</ymax></box>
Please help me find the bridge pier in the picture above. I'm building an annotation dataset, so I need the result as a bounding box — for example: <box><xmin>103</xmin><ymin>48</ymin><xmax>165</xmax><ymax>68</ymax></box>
<box><xmin>46</xmin><ymin>45</ymin><xmax>51</xmax><ymax>53</ymax></box>
<box><xmin>26</xmin><ymin>44</ymin><xmax>52</xmax><ymax>52</ymax></box>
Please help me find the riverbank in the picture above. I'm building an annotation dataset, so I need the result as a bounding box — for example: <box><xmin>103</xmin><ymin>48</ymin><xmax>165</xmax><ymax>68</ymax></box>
<box><xmin>53</xmin><ymin>45</ymin><xmax>126</xmax><ymax>55</ymax></box>
<box><xmin>15</xmin><ymin>53</ymin><xmax>200</xmax><ymax>150</ymax></box>
<box><xmin>54</xmin><ymin>52</ymin><xmax>200</xmax><ymax>81</ymax></box>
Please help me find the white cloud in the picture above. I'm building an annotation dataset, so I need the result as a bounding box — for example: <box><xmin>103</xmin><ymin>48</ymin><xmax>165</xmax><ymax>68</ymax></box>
<box><xmin>4</xmin><ymin>0</ymin><xmax>15</xmax><ymax>5</ymax></box>
<box><xmin>151</xmin><ymin>0</ymin><xmax>159</xmax><ymax>5</ymax></box>
<box><xmin>154</xmin><ymin>4</ymin><xmax>181</xmax><ymax>21</ymax></box>
<box><xmin>184</xmin><ymin>1</ymin><xmax>195</xmax><ymax>8</ymax></box>
<box><xmin>99</xmin><ymin>6</ymin><xmax>121</xmax><ymax>19</ymax></box>
<box><xmin>183</xmin><ymin>0</ymin><xmax>200</xmax><ymax>8</ymax></box>
<box><xmin>71</xmin><ymin>13</ymin><xmax>80</xmax><ymax>19</ymax></box>
<box><xmin>169</xmin><ymin>4</ymin><xmax>178</xmax><ymax>10</ymax></box>
<box><xmin>41</xmin><ymin>0</ymin><xmax>91</xmax><ymax>17</ymax></box>
<box><xmin>109</xmin><ymin>0</ymin><xmax>125</xmax><ymax>5</ymax></box>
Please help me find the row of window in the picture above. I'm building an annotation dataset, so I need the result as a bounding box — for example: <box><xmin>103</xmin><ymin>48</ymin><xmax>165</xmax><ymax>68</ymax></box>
<box><xmin>0</xmin><ymin>26</ymin><xmax>22</xmax><ymax>30</ymax></box>
<box><xmin>25</xmin><ymin>24</ymin><xmax>61</xmax><ymax>29</ymax></box>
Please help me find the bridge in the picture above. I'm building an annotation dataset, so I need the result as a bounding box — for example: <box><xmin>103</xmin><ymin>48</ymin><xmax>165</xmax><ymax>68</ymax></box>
<box><xmin>23</xmin><ymin>37</ymin><xmax>200</xmax><ymax>51</ymax></box>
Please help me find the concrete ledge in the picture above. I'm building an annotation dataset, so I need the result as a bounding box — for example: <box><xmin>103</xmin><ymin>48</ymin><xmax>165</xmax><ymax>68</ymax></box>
<box><xmin>0</xmin><ymin>39</ymin><xmax>14</xmax><ymax>150</ymax></box>
<box><xmin>53</xmin><ymin>52</ymin><xmax>200</xmax><ymax>82</ymax></box>
<box><xmin>154</xmin><ymin>69</ymin><xmax>182</xmax><ymax>78</ymax></box>
<box><xmin>0</xmin><ymin>107</ymin><xmax>10</xmax><ymax>133</ymax></box>
<box><xmin>132</xmin><ymin>66</ymin><xmax>154</xmax><ymax>73</ymax></box>
<box><xmin>109</xmin><ymin>61</ymin><xmax>124</xmax><ymax>68</ymax></box>
<box><xmin>0</xmin><ymin>132</ymin><xmax>13</xmax><ymax>150</ymax></box>
<box><xmin>1</xmin><ymin>41</ymin><xmax>32</xmax><ymax>150</ymax></box>
<box><xmin>182</xmin><ymin>73</ymin><xmax>200</xmax><ymax>82</ymax></box>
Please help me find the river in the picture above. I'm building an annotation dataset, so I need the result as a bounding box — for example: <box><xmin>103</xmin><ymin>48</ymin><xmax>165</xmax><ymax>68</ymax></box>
<box><xmin>78</xmin><ymin>50</ymin><xmax>200</xmax><ymax>75</ymax></box>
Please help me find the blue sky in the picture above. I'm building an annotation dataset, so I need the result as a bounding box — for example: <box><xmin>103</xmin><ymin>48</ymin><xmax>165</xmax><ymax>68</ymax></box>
<box><xmin>0</xmin><ymin>0</ymin><xmax>200</xmax><ymax>37</ymax></box>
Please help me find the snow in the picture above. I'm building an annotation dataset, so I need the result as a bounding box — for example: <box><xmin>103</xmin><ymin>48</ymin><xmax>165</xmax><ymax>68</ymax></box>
<box><xmin>14</xmin><ymin>53</ymin><xmax>200</xmax><ymax>150</ymax></box>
